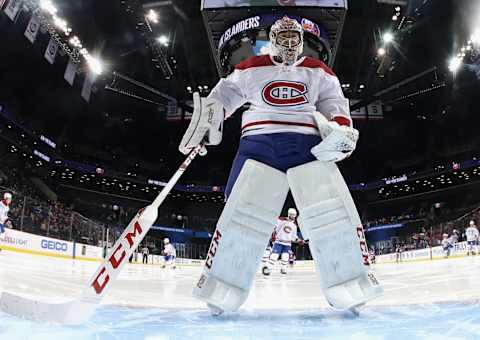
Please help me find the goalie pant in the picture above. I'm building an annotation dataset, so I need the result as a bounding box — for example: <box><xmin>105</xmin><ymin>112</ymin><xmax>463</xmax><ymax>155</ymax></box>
<box><xmin>224</xmin><ymin>132</ymin><xmax>320</xmax><ymax>198</ymax></box>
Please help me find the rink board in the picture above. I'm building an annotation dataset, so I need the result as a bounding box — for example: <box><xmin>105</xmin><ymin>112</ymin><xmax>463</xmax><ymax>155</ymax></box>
<box><xmin>0</xmin><ymin>228</ymin><xmax>474</xmax><ymax>266</ymax></box>
<box><xmin>0</xmin><ymin>229</ymin><xmax>211</xmax><ymax>267</ymax></box>
<box><xmin>375</xmin><ymin>241</ymin><xmax>471</xmax><ymax>264</ymax></box>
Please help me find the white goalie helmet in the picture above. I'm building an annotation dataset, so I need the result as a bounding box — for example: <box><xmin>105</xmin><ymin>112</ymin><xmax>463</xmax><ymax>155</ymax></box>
<box><xmin>269</xmin><ymin>16</ymin><xmax>304</xmax><ymax>65</ymax></box>
<box><xmin>164</xmin><ymin>238</ymin><xmax>170</xmax><ymax>244</ymax></box>
<box><xmin>470</xmin><ymin>220</ymin><xmax>475</xmax><ymax>226</ymax></box>
<box><xmin>287</xmin><ymin>208</ymin><xmax>297</xmax><ymax>220</ymax></box>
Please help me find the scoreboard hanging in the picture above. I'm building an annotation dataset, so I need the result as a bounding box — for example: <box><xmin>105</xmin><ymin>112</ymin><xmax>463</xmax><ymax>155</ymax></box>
<box><xmin>201</xmin><ymin>0</ymin><xmax>348</xmax><ymax>76</ymax></box>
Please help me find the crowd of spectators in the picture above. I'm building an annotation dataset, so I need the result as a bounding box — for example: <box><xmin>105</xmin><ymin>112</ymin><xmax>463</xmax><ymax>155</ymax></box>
<box><xmin>0</xmin><ymin>167</ymin><xmax>105</xmax><ymax>246</ymax></box>
<box><xmin>372</xmin><ymin>208</ymin><xmax>480</xmax><ymax>255</ymax></box>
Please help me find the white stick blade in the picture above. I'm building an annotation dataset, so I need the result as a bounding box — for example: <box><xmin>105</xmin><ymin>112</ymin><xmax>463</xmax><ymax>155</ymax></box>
<box><xmin>0</xmin><ymin>292</ymin><xmax>95</xmax><ymax>325</ymax></box>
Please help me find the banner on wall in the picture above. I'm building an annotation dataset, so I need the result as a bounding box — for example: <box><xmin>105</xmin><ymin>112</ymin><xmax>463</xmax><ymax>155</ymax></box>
<box><xmin>44</xmin><ymin>37</ymin><xmax>59</xmax><ymax>64</ymax></box>
<box><xmin>3</xmin><ymin>0</ymin><xmax>22</xmax><ymax>22</ymax></box>
<box><xmin>24</xmin><ymin>15</ymin><xmax>40</xmax><ymax>43</ymax></box>
<box><xmin>64</xmin><ymin>57</ymin><xmax>78</xmax><ymax>86</ymax></box>
<box><xmin>81</xmin><ymin>71</ymin><xmax>94</xmax><ymax>102</ymax></box>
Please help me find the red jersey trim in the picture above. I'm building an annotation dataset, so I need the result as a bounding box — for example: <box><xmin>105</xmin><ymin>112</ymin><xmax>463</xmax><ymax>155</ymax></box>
<box><xmin>297</xmin><ymin>57</ymin><xmax>336</xmax><ymax>76</ymax></box>
<box><xmin>242</xmin><ymin>120</ymin><xmax>318</xmax><ymax>131</ymax></box>
<box><xmin>235</xmin><ymin>55</ymin><xmax>274</xmax><ymax>70</ymax></box>
<box><xmin>332</xmin><ymin>115</ymin><xmax>352</xmax><ymax>127</ymax></box>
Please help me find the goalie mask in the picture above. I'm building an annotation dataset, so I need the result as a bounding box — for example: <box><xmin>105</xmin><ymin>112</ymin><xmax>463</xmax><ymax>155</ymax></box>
<box><xmin>269</xmin><ymin>16</ymin><xmax>304</xmax><ymax>65</ymax></box>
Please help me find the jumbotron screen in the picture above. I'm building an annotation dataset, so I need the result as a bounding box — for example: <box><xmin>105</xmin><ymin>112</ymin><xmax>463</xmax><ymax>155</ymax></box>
<box><xmin>202</xmin><ymin>0</ymin><xmax>347</xmax><ymax>8</ymax></box>
<box><xmin>218</xmin><ymin>13</ymin><xmax>332</xmax><ymax>73</ymax></box>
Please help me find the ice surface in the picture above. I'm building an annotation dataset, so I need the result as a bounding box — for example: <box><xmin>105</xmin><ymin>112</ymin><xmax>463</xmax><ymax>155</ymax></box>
<box><xmin>1</xmin><ymin>250</ymin><xmax>480</xmax><ymax>339</ymax></box>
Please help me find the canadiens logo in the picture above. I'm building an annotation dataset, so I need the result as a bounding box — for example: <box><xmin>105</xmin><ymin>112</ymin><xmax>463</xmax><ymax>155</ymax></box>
<box><xmin>262</xmin><ymin>81</ymin><xmax>308</xmax><ymax>106</ymax></box>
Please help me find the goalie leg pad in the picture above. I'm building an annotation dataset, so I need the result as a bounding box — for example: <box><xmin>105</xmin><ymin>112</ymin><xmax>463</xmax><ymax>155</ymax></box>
<box><xmin>287</xmin><ymin>160</ymin><xmax>382</xmax><ymax>310</ymax></box>
<box><xmin>193</xmin><ymin>159</ymin><xmax>289</xmax><ymax>312</ymax></box>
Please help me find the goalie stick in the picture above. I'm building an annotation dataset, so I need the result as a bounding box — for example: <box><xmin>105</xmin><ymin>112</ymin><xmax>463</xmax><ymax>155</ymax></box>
<box><xmin>0</xmin><ymin>144</ymin><xmax>204</xmax><ymax>324</ymax></box>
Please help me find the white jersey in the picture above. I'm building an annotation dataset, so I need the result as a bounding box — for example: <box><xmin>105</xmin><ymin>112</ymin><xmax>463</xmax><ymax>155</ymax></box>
<box><xmin>442</xmin><ymin>238</ymin><xmax>451</xmax><ymax>249</ymax></box>
<box><xmin>208</xmin><ymin>55</ymin><xmax>351</xmax><ymax>137</ymax></box>
<box><xmin>465</xmin><ymin>226</ymin><xmax>479</xmax><ymax>242</ymax></box>
<box><xmin>274</xmin><ymin>218</ymin><xmax>298</xmax><ymax>246</ymax></box>
<box><xmin>164</xmin><ymin>243</ymin><xmax>176</xmax><ymax>257</ymax></box>
<box><xmin>0</xmin><ymin>200</ymin><xmax>9</xmax><ymax>224</ymax></box>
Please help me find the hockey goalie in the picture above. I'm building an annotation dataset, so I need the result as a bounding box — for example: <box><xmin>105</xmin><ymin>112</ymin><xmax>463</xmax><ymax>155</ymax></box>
<box><xmin>179</xmin><ymin>16</ymin><xmax>383</xmax><ymax>315</ymax></box>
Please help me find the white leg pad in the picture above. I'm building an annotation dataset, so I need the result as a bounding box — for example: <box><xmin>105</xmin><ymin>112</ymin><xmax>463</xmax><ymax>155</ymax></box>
<box><xmin>287</xmin><ymin>161</ymin><xmax>382</xmax><ymax>310</ymax></box>
<box><xmin>193</xmin><ymin>160</ymin><xmax>289</xmax><ymax>312</ymax></box>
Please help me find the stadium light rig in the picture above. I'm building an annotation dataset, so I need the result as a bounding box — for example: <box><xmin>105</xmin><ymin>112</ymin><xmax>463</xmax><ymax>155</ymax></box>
<box><xmin>37</xmin><ymin>0</ymin><xmax>104</xmax><ymax>74</ymax></box>
<box><xmin>448</xmin><ymin>28</ymin><xmax>480</xmax><ymax>73</ymax></box>
<box><xmin>157</xmin><ymin>35</ymin><xmax>169</xmax><ymax>46</ymax></box>
<box><xmin>448</xmin><ymin>56</ymin><xmax>462</xmax><ymax>73</ymax></box>
<box><xmin>382</xmin><ymin>32</ymin><xmax>394</xmax><ymax>44</ymax></box>
<box><xmin>377</xmin><ymin>47</ymin><xmax>386</xmax><ymax>56</ymax></box>
<box><xmin>146</xmin><ymin>9</ymin><xmax>159</xmax><ymax>24</ymax></box>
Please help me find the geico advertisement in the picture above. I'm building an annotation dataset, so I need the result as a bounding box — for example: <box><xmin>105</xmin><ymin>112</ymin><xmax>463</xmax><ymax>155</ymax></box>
<box><xmin>1</xmin><ymin>228</ymin><xmax>71</xmax><ymax>254</ymax></box>
<box><xmin>40</xmin><ymin>239</ymin><xmax>69</xmax><ymax>252</ymax></box>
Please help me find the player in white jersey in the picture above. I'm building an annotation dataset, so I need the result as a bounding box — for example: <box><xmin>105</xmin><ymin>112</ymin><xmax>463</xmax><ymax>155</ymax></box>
<box><xmin>441</xmin><ymin>233</ymin><xmax>453</xmax><ymax>258</ymax></box>
<box><xmin>465</xmin><ymin>220</ymin><xmax>479</xmax><ymax>255</ymax></box>
<box><xmin>162</xmin><ymin>238</ymin><xmax>177</xmax><ymax>269</ymax></box>
<box><xmin>0</xmin><ymin>192</ymin><xmax>12</xmax><ymax>253</ymax></box>
<box><xmin>180</xmin><ymin>16</ymin><xmax>381</xmax><ymax>315</ymax></box>
<box><xmin>262</xmin><ymin>208</ymin><xmax>302</xmax><ymax>275</ymax></box>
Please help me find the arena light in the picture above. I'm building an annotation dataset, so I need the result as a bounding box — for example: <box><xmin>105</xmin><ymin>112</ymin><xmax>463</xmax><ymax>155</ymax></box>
<box><xmin>85</xmin><ymin>54</ymin><xmax>103</xmax><ymax>75</ymax></box>
<box><xmin>39</xmin><ymin>0</ymin><xmax>57</xmax><ymax>15</ymax></box>
<box><xmin>382</xmin><ymin>32</ymin><xmax>394</xmax><ymax>44</ymax></box>
<box><xmin>377</xmin><ymin>47</ymin><xmax>386</xmax><ymax>56</ymax></box>
<box><xmin>52</xmin><ymin>15</ymin><xmax>72</xmax><ymax>36</ymax></box>
<box><xmin>448</xmin><ymin>56</ymin><xmax>462</xmax><ymax>73</ymax></box>
<box><xmin>471</xmin><ymin>29</ymin><xmax>480</xmax><ymax>44</ymax></box>
<box><xmin>69</xmin><ymin>36</ymin><xmax>82</xmax><ymax>49</ymax></box>
<box><xmin>157</xmin><ymin>35</ymin><xmax>169</xmax><ymax>46</ymax></box>
<box><xmin>146</xmin><ymin>9</ymin><xmax>159</xmax><ymax>24</ymax></box>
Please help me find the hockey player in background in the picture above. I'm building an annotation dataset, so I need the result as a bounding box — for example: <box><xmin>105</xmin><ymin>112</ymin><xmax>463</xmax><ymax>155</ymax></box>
<box><xmin>162</xmin><ymin>238</ymin><xmax>176</xmax><ymax>269</ymax></box>
<box><xmin>369</xmin><ymin>247</ymin><xmax>376</xmax><ymax>264</ymax></box>
<box><xmin>261</xmin><ymin>242</ymin><xmax>273</xmax><ymax>269</ymax></box>
<box><xmin>395</xmin><ymin>244</ymin><xmax>403</xmax><ymax>263</ymax></box>
<box><xmin>0</xmin><ymin>192</ymin><xmax>12</xmax><ymax>253</ymax></box>
<box><xmin>442</xmin><ymin>233</ymin><xmax>453</xmax><ymax>258</ymax></box>
<box><xmin>262</xmin><ymin>208</ymin><xmax>302</xmax><ymax>275</ymax></box>
<box><xmin>465</xmin><ymin>220</ymin><xmax>479</xmax><ymax>256</ymax></box>
<box><xmin>288</xmin><ymin>249</ymin><xmax>296</xmax><ymax>268</ymax></box>
<box><xmin>179</xmin><ymin>16</ymin><xmax>382</xmax><ymax>315</ymax></box>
